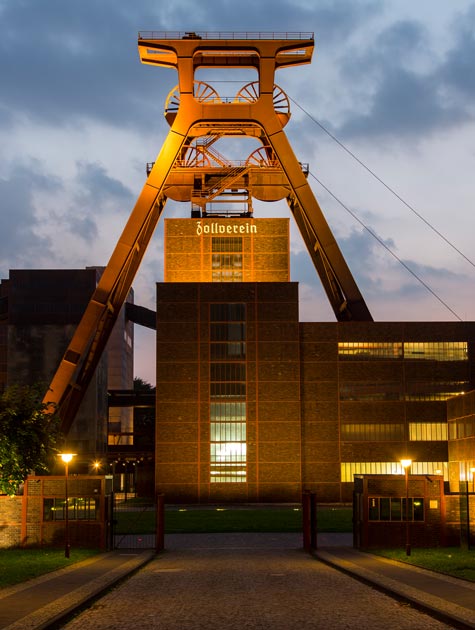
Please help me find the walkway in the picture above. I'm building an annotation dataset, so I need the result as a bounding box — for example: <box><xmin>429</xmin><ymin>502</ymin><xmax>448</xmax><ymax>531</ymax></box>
<box><xmin>1</xmin><ymin>533</ymin><xmax>474</xmax><ymax>629</ymax></box>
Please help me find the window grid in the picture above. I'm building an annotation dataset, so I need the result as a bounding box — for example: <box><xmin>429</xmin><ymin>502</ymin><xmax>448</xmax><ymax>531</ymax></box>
<box><xmin>404</xmin><ymin>341</ymin><xmax>467</xmax><ymax>361</ymax></box>
<box><xmin>341</xmin><ymin>423</ymin><xmax>405</xmax><ymax>442</ymax></box>
<box><xmin>405</xmin><ymin>380</ymin><xmax>469</xmax><ymax>401</ymax></box>
<box><xmin>338</xmin><ymin>341</ymin><xmax>468</xmax><ymax>361</ymax></box>
<box><xmin>340</xmin><ymin>381</ymin><xmax>402</xmax><ymax>401</ymax></box>
<box><xmin>340</xmin><ymin>380</ymin><xmax>469</xmax><ymax>402</ymax></box>
<box><xmin>409</xmin><ymin>423</ymin><xmax>448</xmax><ymax>441</ymax></box>
<box><xmin>211</xmin><ymin>238</ymin><xmax>243</xmax><ymax>282</ymax></box>
<box><xmin>338</xmin><ymin>342</ymin><xmax>402</xmax><ymax>359</ymax></box>
<box><xmin>448</xmin><ymin>417</ymin><xmax>475</xmax><ymax>440</ymax></box>
<box><xmin>212</xmin><ymin>237</ymin><xmax>243</xmax><ymax>253</ymax></box>
<box><xmin>43</xmin><ymin>498</ymin><xmax>99</xmax><ymax>521</ymax></box>
<box><xmin>341</xmin><ymin>461</ymin><xmax>447</xmax><ymax>482</ymax></box>
<box><xmin>210</xmin><ymin>341</ymin><xmax>246</xmax><ymax>360</ymax></box>
<box><xmin>210</xmin><ymin>303</ymin><xmax>247</xmax><ymax>483</ymax></box>
<box><xmin>212</xmin><ymin>253</ymin><xmax>243</xmax><ymax>269</ymax></box>
<box><xmin>368</xmin><ymin>497</ymin><xmax>424</xmax><ymax>522</ymax></box>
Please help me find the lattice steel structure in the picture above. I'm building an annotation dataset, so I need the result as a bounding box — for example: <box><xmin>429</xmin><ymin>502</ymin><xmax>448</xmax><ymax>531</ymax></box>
<box><xmin>44</xmin><ymin>32</ymin><xmax>372</xmax><ymax>433</ymax></box>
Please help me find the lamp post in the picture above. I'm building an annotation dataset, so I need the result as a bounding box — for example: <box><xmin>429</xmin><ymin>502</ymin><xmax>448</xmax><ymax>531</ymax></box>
<box><xmin>400</xmin><ymin>459</ymin><xmax>412</xmax><ymax>556</ymax></box>
<box><xmin>59</xmin><ymin>453</ymin><xmax>76</xmax><ymax>558</ymax></box>
<box><xmin>468</xmin><ymin>467</ymin><xmax>475</xmax><ymax>551</ymax></box>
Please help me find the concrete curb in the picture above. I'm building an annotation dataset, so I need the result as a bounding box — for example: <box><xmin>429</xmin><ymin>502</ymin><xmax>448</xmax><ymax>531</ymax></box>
<box><xmin>315</xmin><ymin>549</ymin><xmax>475</xmax><ymax>630</ymax></box>
<box><xmin>2</xmin><ymin>550</ymin><xmax>156</xmax><ymax>630</ymax></box>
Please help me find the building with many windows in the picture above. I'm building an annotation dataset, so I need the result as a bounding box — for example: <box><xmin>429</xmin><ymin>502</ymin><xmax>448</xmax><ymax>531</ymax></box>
<box><xmin>155</xmin><ymin>217</ymin><xmax>475</xmax><ymax>503</ymax></box>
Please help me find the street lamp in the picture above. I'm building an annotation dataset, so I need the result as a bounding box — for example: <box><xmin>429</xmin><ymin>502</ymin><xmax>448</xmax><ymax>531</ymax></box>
<box><xmin>468</xmin><ymin>467</ymin><xmax>475</xmax><ymax>550</ymax></box>
<box><xmin>58</xmin><ymin>453</ymin><xmax>76</xmax><ymax>558</ymax></box>
<box><xmin>400</xmin><ymin>459</ymin><xmax>412</xmax><ymax>556</ymax></box>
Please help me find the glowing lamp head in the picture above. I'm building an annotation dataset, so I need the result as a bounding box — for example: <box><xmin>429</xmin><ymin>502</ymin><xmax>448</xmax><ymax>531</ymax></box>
<box><xmin>59</xmin><ymin>453</ymin><xmax>75</xmax><ymax>464</ymax></box>
<box><xmin>400</xmin><ymin>459</ymin><xmax>412</xmax><ymax>469</ymax></box>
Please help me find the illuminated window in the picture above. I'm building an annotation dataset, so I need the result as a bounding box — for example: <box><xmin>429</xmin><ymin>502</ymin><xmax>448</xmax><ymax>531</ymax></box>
<box><xmin>341</xmin><ymin>461</ymin><xmax>447</xmax><ymax>482</ymax></box>
<box><xmin>368</xmin><ymin>497</ymin><xmax>424</xmax><ymax>521</ymax></box>
<box><xmin>404</xmin><ymin>342</ymin><xmax>467</xmax><ymax>361</ymax></box>
<box><xmin>210</xmin><ymin>303</ymin><xmax>247</xmax><ymax>483</ymax></box>
<box><xmin>338</xmin><ymin>341</ymin><xmax>468</xmax><ymax>361</ymax></box>
<box><xmin>212</xmin><ymin>237</ymin><xmax>243</xmax><ymax>282</ymax></box>
<box><xmin>43</xmin><ymin>498</ymin><xmax>99</xmax><ymax>521</ymax></box>
<box><xmin>338</xmin><ymin>342</ymin><xmax>402</xmax><ymax>359</ymax></box>
<box><xmin>409</xmin><ymin>423</ymin><xmax>448</xmax><ymax>441</ymax></box>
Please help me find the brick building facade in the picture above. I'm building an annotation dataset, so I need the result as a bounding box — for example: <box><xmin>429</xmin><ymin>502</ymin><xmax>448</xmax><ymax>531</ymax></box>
<box><xmin>155</xmin><ymin>218</ymin><xmax>475</xmax><ymax>503</ymax></box>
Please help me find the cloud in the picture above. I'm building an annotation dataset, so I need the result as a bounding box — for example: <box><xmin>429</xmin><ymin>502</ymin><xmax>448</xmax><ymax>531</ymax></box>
<box><xmin>440</xmin><ymin>6</ymin><xmax>475</xmax><ymax>101</ymax></box>
<box><xmin>336</xmin><ymin>9</ymin><xmax>475</xmax><ymax>139</ymax></box>
<box><xmin>0</xmin><ymin>163</ymin><xmax>59</xmax><ymax>275</ymax></box>
<box><xmin>0</xmin><ymin>0</ymin><xmax>168</xmax><ymax>131</ymax></box>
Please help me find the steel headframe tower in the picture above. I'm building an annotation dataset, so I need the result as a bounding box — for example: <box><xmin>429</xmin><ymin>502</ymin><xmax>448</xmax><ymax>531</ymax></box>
<box><xmin>44</xmin><ymin>31</ymin><xmax>372</xmax><ymax>433</ymax></box>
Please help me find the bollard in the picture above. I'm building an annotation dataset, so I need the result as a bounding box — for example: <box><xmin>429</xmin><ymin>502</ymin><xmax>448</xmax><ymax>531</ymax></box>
<box><xmin>303</xmin><ymin>490</ymin><xmax>317</xmax><ymax>552</ymax></box>
<box><xmin>156</xmin><ymin>493</ymin><xmax>165</xmax><ymax>552</ymax></box>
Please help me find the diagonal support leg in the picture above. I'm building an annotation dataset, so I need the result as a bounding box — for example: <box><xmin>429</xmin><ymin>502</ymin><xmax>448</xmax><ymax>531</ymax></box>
<box><xmin>265</xmin><ymin>127</ymin><xmax>372</xmax><ymax>321</ymax></box>
<box><xmin>44</xmin><ymin>129</ymin><xmax>188</xmax><ymax>433</ymax></box>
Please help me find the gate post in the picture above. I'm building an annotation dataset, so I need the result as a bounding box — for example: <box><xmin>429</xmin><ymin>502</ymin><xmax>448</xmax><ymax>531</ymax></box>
<box><xmin>156</xmin><ymin>493</ymin><xmax>165</xmax><ymax>552</ymax></box>
<box><xmin>302</xmin><ymin>490</ymin><xmax>317</xmax><ymax>552</ymax></box>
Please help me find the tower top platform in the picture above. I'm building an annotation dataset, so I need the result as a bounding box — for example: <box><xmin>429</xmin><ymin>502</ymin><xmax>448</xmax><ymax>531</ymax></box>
<box><xmin>138</xmin><ymin>31</ymin><xmax>313</xmax><ymax>40</ymax></box>
<box><xmin>138</xmin><ymin>31</ymin><xmax>314</xmax><ymax>70</ymax></box>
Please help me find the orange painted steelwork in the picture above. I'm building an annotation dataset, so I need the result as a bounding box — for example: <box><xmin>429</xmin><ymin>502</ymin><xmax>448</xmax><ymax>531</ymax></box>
<box><xmin>44</xmin><ymin>32</ymin><xmax>372</xmax><ymax>434</ymax></box>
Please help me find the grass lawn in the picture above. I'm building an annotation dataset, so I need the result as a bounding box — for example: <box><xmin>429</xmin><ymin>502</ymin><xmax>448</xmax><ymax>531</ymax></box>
<box><xmin>1</xmin><ymin>506</ymin><xmax>350</xmax><ymax>589</ymax></box>
<box><xmin>372</xmin><ymin>547</ymin><xmax>475</xmax><ymax>582</ymax></box>
<box><xmin>113</xmin><ymin>505</ymin><xmax>353</xmax><ymax>534</ymax></box>
<box><xmin>0</xmin><ymin>548</ymin><xmax>99</xmax><ymax>589</ymax></box>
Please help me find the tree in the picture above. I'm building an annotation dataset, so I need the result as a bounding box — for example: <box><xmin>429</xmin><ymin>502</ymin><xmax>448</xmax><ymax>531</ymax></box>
<box><xmin>0</xmin><ymin>384</ymin><xmax>61</xmax><ymax>495</ymax></box>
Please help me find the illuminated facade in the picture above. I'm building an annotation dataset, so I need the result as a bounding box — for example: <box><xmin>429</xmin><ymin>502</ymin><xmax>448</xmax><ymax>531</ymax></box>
<box><xmin>155</xmin><ymin>218</ymin><xmax>475</xmax><ymax>503</ymax></box>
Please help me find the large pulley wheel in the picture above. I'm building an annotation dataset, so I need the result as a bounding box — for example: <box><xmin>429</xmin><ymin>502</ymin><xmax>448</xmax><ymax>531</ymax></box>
<box><xmin>235</xmin><ymin>82</ymin><xmax>290</xmax><ymax>117</ymax></box>
<box><xmin>246</xmin><ymin>146</ymin><xmax>277</xmax><ymax>167</ymax></box>
<box><xmin>164</xmin><ymin>81</ymin><xmax>220</xmax><ymax>123</ymax></box>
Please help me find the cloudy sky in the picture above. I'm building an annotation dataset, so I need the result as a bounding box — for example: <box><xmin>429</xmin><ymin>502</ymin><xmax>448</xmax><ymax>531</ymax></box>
<box><xmin>1</xmin><ymin>1</ymin><xmax>474</xmax><ymax>384</ymax></box>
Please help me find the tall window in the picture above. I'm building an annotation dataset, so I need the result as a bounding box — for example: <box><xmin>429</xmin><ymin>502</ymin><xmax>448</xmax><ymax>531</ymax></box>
<box><xmin>209</xmin><ymin>303</ymin><xmax>247</xmax><ymax>482</ymax></box>
<box><xmin>212</xmin><ymin>237</ymin><xmax>243</xmax><ymax>282</ymax></box>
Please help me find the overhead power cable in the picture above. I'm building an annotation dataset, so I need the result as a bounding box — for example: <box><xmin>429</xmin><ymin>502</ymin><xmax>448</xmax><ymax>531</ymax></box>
<box><xmin>290</xmin><ymin>96</ymin><xmax>475</xmax><ymax>270</ymax></box>
<box><xmin>308</xmin><ymin>170</ymin><xmax>463</xmax><ymax>322</ymax></box>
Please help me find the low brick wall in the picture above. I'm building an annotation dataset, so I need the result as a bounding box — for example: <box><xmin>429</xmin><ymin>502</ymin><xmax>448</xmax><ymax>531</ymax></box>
<box><xmin>0</xmin><ymin>495</ymin><xmax>23</xmax><ymax>548</ymax></box>
<box><xmin>0</xmin><ymin>475</ymin><xmax>111</xmax><ymax>549</ymax></box>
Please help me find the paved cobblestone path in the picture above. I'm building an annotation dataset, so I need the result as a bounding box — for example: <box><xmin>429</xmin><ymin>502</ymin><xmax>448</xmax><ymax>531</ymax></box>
<box><xmin>64</xmin><ymin>534</ymin><xmax>454</xmax><ymax>630</ymax></box>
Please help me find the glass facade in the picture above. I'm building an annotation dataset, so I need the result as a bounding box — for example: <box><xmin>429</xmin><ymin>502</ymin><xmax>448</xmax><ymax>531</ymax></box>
<box><xmin>341</xmin><ymin>461</ymin><xmax>447</xmax><ymax>482</ymax></box>
<box><xmin>341</xmin><ymin>423</ymin><xmax>405</xmax><ymax>441</ymax></box>
<box><xmin>338</xmin><ymin>341</ymin><xmax>469</xmax><ymax>402</ymax></box>
<box><xmin>339</xmin><ymin>342</ymin><xmax>403</xmax><ymax>359</ymax></box>
<box><xmin>339</xmin><ymin>341</ymin><xmax>467</xmax><ymax>361</ymax></box>
<box><xmin>209</xmin><ymin>303</ymin><xmax>247</xmax><ymax>483</ymax></box>
<box><xmin>409</xmin><ymin>422</ymin><xmax>448</xmax><ymax>441</ymax></box>
<box><xmin>212</xmin><ymin>237</ymin><xmax>243</xmax><ymax>282</ymax></box>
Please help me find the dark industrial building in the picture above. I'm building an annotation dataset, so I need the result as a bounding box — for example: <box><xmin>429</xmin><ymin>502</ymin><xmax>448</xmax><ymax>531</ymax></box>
<box><xmin>0</xmin><ymin>268</ymin><xmax>134</xmax><ymax>460</ymax></box>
